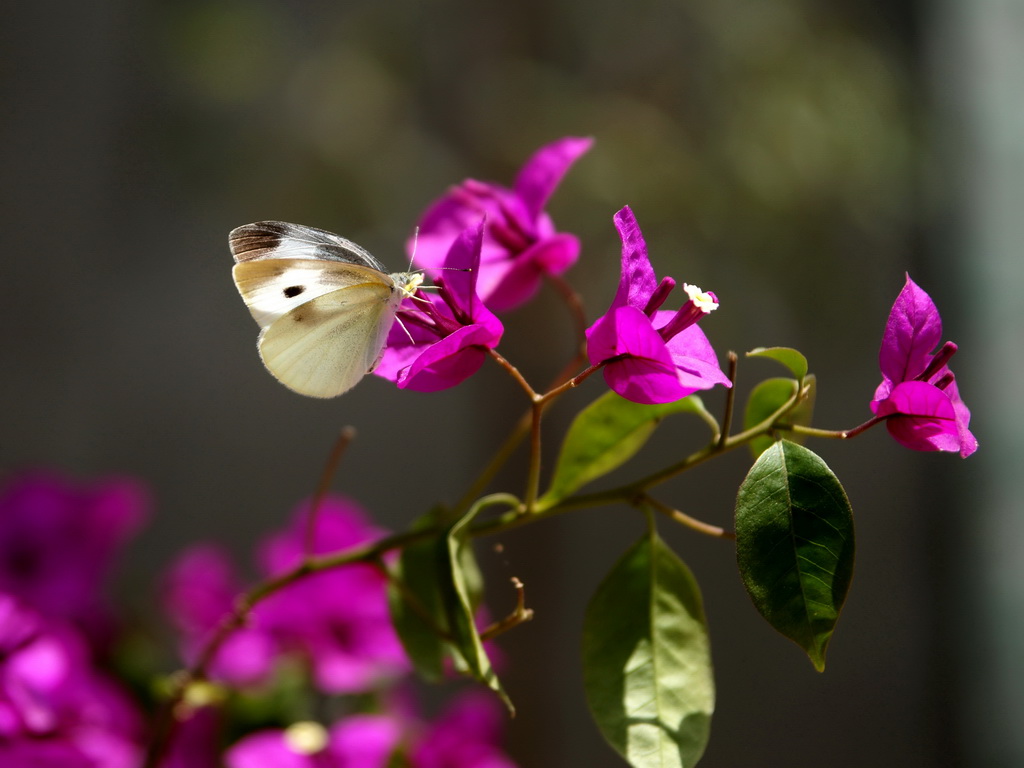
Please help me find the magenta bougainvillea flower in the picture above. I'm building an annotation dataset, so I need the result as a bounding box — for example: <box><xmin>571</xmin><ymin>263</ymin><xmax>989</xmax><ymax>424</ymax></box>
<box><xmin>225</xmin><ymin>716</ymin><xmax>402</xmax><ymax>768</ymax></box>
<box><xmin>162</xmin><ymin>545</ymin><xmax>276</xmax><ymax>687</ymax></box>
<box><xmin>224</xmin><ymin>690</ymin><xmax>515</xmax><ymax>768</ymax></box>
<box><xmin>411</xmin><ymin>136</ymin><xmax>592</xmax><ymax>312</ymax></box>
<box><xmin>410</xmin><ymin>689</ymin><xmax>516</xmax><ymax>768</ymax></box>
<box><xmin>0</xmin><ymin>592</ymin><xmax>143</xmax><ymax>767</ymax></box>
<box><xmin>0</xmin><ymin>471</ymin><xmax>148</xmax><ymax>644</ymax></box>
<box><xmin>870</xmin><ymin>274</ymin><xmax>977</xmax><ymax>457</ymax></box>
<box><xmin>586</xmin><ymin>206</ymin><xmax>731</xmax><ymax>404</ymax></box>
<box><xmin>256</xmin><ymin>497</ymin><xmax>409</xmax><ymax>694</ymax></box>
<box><xmin>156</xmin><ymin>704</ymin><xmax>222</xmax><ymax>768</ymax></box>
<box><xmin>375</xmin><ymin>223</ymin><xmax>503</xmax><ymax>392</ymax></box>
<box><xmin>164</xmin><ymin>496</ymin><xmax>408</xmax><ymax>694</ymax></box>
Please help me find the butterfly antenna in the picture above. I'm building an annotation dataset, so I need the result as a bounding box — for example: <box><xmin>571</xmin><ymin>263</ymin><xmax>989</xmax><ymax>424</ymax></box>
<box><xmin>406</xmin><ymin>226</ymin><xmax>420</xmax><ymax>271</ymax></box>
<box><xmin>394</xmin><ymin>313</ymin><xmax>417</xmax><ymax>345</ymax></box>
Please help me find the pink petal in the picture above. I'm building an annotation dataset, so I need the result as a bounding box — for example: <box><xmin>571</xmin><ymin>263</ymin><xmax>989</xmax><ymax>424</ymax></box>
<box><xmin>875</xmin><ymin>381</ymin><xmax>962</xmax><ymax>453</ymax></box>
<box><xmin>657</xmin><ymin>314</ymin><xmax>731</xmax><ymax>390</ymax></box>
<box><xmin>941</xmin><ymin>378</ymin><xmax>979</xmax><ymax>457</ymax></box>
<box><xmin>513</xmin><ymin>136</ymin><xmax>593</xmax><ymax>220</ymax></box>
<box><xmin>225</xmin><ymin>731</ymin><xmax>311</xmax><ymax>768</ymax></box>
<box><xmin>439</xmin><ymin>223</ymin><xmax>485</xmax><ymax>309</ymax></box>
<box><xmin>610</xmin><ymin>207</ymin><xmax>657</xmax><ymax>311</ymax></box>
<box><xmin>591</xmin><ymin>307</ymin><xmax>690</xmax><ymax>404</ymax></box>
<box><xmin>879</xmin><ymin>274</ymin><xmax>943</xmax><ymax>385</ymax></box>
<box><xmin>396</xmin><ymin>324</ymin><xmax>496</xmax><ymax>392</ymax></box>
<box><xmin>480</xmin><ymin>233</ymin><xmax>580</xmax><ymax>311</ymax></box>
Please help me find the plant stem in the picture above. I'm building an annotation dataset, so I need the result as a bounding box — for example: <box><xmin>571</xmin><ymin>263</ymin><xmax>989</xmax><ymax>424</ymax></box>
<box><xmin>643</xmin><ymin>494</ymin><xmax>735</xmax><ymax>540</ymax></box>
<box><xmin>304</xmin><ymin>427</ymin><xmax>356</xmax><ymax>558</ymax></box>
<box><xmin>718</xmin><ymin>351</ymin><xmax>738</xmax><ymax>449</ymax></box>
<box><xmin>785</xmin><ymin>415</ymin><xmax>883</xmax><ymax>440</ymax></box>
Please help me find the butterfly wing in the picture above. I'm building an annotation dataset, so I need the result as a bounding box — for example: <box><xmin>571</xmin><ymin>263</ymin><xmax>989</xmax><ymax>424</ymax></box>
<box><xmin>230</xmin><ymin>221</ymin><xmax>388</xmax><ymax>272</ymax></box>
<box><xmin>256</xmin><ymin>277</ymin><xmax>402</xmax><ymax>398</ymax></box>
<box><xmin>232</xmin><ymin>258</ymin><xmax>395</xmax><ymax>328</ymax></box>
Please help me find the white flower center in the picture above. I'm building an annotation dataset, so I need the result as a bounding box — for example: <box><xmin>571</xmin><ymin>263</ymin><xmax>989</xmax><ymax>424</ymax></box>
<box><xmin>683</xmin><ymin>283</ymin><xmax>718</xmax><ymax>313</ymax></box>
<box><xmin>284</xmin><ymin>721</ymin><xmax>329</xmax><ymax>755</ymax></box>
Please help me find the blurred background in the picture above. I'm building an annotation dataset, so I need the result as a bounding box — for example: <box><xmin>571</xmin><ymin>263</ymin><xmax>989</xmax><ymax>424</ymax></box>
<box><xmin>1</xmin><ymin>0</ymin><xmax>1020</xmax><ymax>765</ymax></box>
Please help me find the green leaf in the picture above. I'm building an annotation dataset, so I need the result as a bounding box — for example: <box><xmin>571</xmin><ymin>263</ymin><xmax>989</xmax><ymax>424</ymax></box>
<box><xmin>747</xmin><ymin>347</ymin><xmax>808</xmax><ymax>380</ymax></box>
<box><xmin>538</xmin><ymin>391</ymin><xmax>712</xmax><ymax>510</ymax></box>
<box><xmin>734</xmin><ymin>440</ymin><xmax>854</xmax><ymax>671</ymax></box>
<box><xmin>583</xmin><ymin>531</ymin><xmax>714</xmax><ymax>768</ymax></box>
<box><xmin>386</xmin><ymin>510</ymin><xmax>450</xmax><ymax>682</ymax></box>
<box><xmin>743</xmin><ymin>375</ymin><xmax>816</xmax><ymax>458</ymax></box>
<box><xmin>441</xmin><ymin>503</ymin><xmax>512</xmax><ymax>712</ymax></box>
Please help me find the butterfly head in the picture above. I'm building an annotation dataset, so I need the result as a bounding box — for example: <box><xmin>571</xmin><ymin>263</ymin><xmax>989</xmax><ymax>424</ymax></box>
<box><xmin>393</xmin><ymin>271</ymin><xmax>425</xmax><ymax>299</ymax></box>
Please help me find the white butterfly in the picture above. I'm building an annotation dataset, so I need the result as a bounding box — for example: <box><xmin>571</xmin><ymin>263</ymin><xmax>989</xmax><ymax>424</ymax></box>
<box><xmin>230</xmin><ymin>221</ymin><xmax>423</xmax><ymax>398</ymax></box>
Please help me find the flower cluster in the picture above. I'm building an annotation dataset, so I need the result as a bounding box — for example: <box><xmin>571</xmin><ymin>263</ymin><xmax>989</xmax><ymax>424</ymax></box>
<box><xmin>161</xmin><ymin>495</ymin><xmax>516</xmax><ymax>767</ymax></box>
<box><xmin>224</xmin><ymin>690</ymin><xmax>514</xmax><ymax>768</ymax></box>
<box><xmin>163</xmin><ymin>496</ymin><xmax>408</xmax><ymax>692</ymax></box>
<box><xmin>0</xmin><ymin>473</ymin><xmax>147</xmax><ymax>767</ymax></box>
<box><xmin>0</xmin><ymin>469</ymin><xmax>516</xmax><ymax>767</ymax></box>
<box><xmin>377</xmin><ymin>138</ymin><xmax>734</xmax><ymax>408</ymax></box>
<box><xmin>0</xmin><ymin>471</ymin><xmax>148</xmax><ymax>644</ymax></box>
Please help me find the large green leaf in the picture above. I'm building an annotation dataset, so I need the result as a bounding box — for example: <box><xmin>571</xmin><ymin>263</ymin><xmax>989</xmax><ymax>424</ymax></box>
<box><xmin>743</xmin><ymin>375</ymin><xmax>816</xmax><ymax>458</ymax></box>
<box><xmin>583</xmin><ymin>531</ymin><xmax>714</xmax><ymax>768</ymax></box>
<box><xmin>734</xmin><ymin>440</ymin><xmax>854</xmax><ymax>671</ymax></box>
<box><xmin>538</xmin><ymin>391</ymin><xmax>711</xmax><ymax>510</ymax></box>
<box><xmin>441</xmin><ymin>503</ymin><xmax>512</xmax><ymax>712</ymax></box>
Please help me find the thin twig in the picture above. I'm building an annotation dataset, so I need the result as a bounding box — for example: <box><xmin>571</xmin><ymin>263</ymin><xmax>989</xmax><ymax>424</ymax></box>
<box><xmin>480</xmin><ymin>577</ymin><xmax>534</xmax><ymax>641</ymax></box>
<box><xmin>718</xmin><ymin>351</ymin><xmax>738</xmax><ymax>449</ymax></box>
<box><xmin>304</xmin><ymin>427</ymin><xmax>356</xmax><ymax>558</ymax></box>
<box><xmin>643</xmin><ymin>494</ymin><xmax>735</xmax><ymax>540</ymax></box>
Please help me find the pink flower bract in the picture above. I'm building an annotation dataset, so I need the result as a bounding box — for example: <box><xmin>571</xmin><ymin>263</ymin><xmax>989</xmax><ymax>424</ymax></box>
<box><xmin>870</xmin><ymin>274</ymin><xmax>977</xmax><ymax>457</ymax></box>
<box><xmin>376</xmin><ymin>223</ymin><xmax>503</xmax><ymax>392</ymax></box>
<box><xmin>586</xmin><ymin>206</ymin><xmax>731</xmax><ymax>404</ymax></box>
<box><xmin>0</xmin><ymin>471</ymin><xmax>148</xmax><ymax>645</ymax></box>
<box><xmin>411</xmin><ymin>136</ymin><xmax>592</xmax><ymax>312</ymax></box>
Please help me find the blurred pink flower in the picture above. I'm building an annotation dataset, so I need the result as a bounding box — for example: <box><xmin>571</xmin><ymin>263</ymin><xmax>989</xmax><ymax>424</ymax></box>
<box><xmin>0</xmin><ymin>591</ymin><xmax>143</xmax><ymax>767</ymax></box>
<box><xmin>156</xmin><ymin>705</ymin><xmax>222</xmax><ymax>768</ymax></box>
<box><xmin>225</xmin><ymin>690</ymin><xmax>515</xmax><ymax>768</ymax></box>
<box><xmin>0</xmin><ymin>471</ymin><xmax>148</xmax><ymax>642</ymax></box>
<box><xmin>163</xmin><ymin>496</ymin><xmax>407</xmax><ymax>694</ymax></box>
<box><xmin>162</xmin><ymin>545</ymin><xmax>276</xmax><ymax>686</ymax></box>
<box><xmin>410</xmin><ymin>690</ymin><xmax>516</xmax><ymax>768</ymax></box>
<box><xmin>226</xmin><ymin>715</ymin><xmax>402</xmax><ymax>768</ymax></box>
<box><xmin>257</xmin><ymin>497</ymin><xmax>409</xmax><ymax>693</ymax></box>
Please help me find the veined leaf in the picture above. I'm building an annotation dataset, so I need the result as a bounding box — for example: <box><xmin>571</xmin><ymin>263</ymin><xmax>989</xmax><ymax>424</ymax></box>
<box><xmin>583</xmin><ymin>531</ymin><xmax>714</xmax><ymax>768</ymax></box>
<box><xmin>538</xmin><ymin>391</ymin><xmax>711</xmax><ymax>510</ymax></box>
<box><xmin>735</xmin><ymin>440</ymin><xmax>854</xmax><ymax>671</ymax></box>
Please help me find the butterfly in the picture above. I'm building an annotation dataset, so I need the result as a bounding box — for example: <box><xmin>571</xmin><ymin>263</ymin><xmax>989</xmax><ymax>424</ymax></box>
<box><xmin>230</xmin><ymin>221</ymin><xmax>424</xmax><ymax>398</ymax></box>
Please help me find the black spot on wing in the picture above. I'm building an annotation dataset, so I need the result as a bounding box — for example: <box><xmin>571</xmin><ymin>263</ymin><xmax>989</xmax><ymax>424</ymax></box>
<box><xmin>284</xmin><ymin>285</ymin><xmax>305</xmax><ymax>298</ymax></box>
